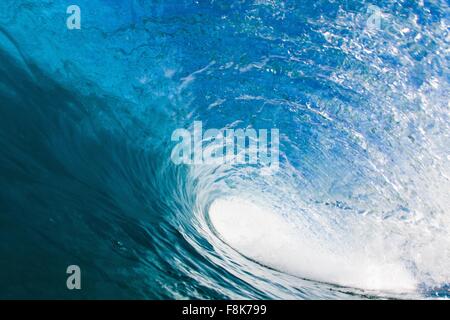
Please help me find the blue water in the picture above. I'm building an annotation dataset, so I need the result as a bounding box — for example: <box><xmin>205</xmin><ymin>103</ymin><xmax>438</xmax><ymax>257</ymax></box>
<box><xmin>0</xmin><ymin>0</ymin><xmax>449</xmax><ymax>299</ymax></box>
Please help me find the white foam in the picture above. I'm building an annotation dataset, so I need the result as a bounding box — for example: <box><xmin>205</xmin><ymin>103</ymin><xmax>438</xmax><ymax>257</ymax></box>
<box><xmin>209</xmin><ymin>197</ymin><xmax>418</xmax><ymax>293</ymax></box>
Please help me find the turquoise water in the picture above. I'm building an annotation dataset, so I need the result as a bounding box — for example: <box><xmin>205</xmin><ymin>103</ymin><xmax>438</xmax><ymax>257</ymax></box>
<box><xmin>0</xmin><ymin>0</ymin><xmax>449</xmax><ymax>299</ymax></box>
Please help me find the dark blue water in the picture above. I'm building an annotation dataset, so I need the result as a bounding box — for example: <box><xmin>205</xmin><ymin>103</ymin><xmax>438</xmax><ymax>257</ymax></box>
<box><xmin>0</xmin><ymin>0</ymin><xmax>449</xmax><ymax>299</ymax></box>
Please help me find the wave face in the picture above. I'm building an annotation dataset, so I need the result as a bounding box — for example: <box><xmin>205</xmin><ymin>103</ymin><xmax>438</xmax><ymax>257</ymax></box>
<box><xmin>0</xmin><ymin>0</ymin><xmax>449</xmax><ymax>299</ymax></box>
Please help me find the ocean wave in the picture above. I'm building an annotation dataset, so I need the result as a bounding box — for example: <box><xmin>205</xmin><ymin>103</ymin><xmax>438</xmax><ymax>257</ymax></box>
<box><xmin>0</xmin><ymin>0</ymin><xmax>448</xmax><ymax>299</ymax></box>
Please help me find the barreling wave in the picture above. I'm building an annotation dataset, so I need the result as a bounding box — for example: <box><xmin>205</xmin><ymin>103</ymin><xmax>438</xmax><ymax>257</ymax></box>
<box><xmin>0</xmin><ymin>0</ymin><xmax>448</xmax><ymax>299</ymax></box>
